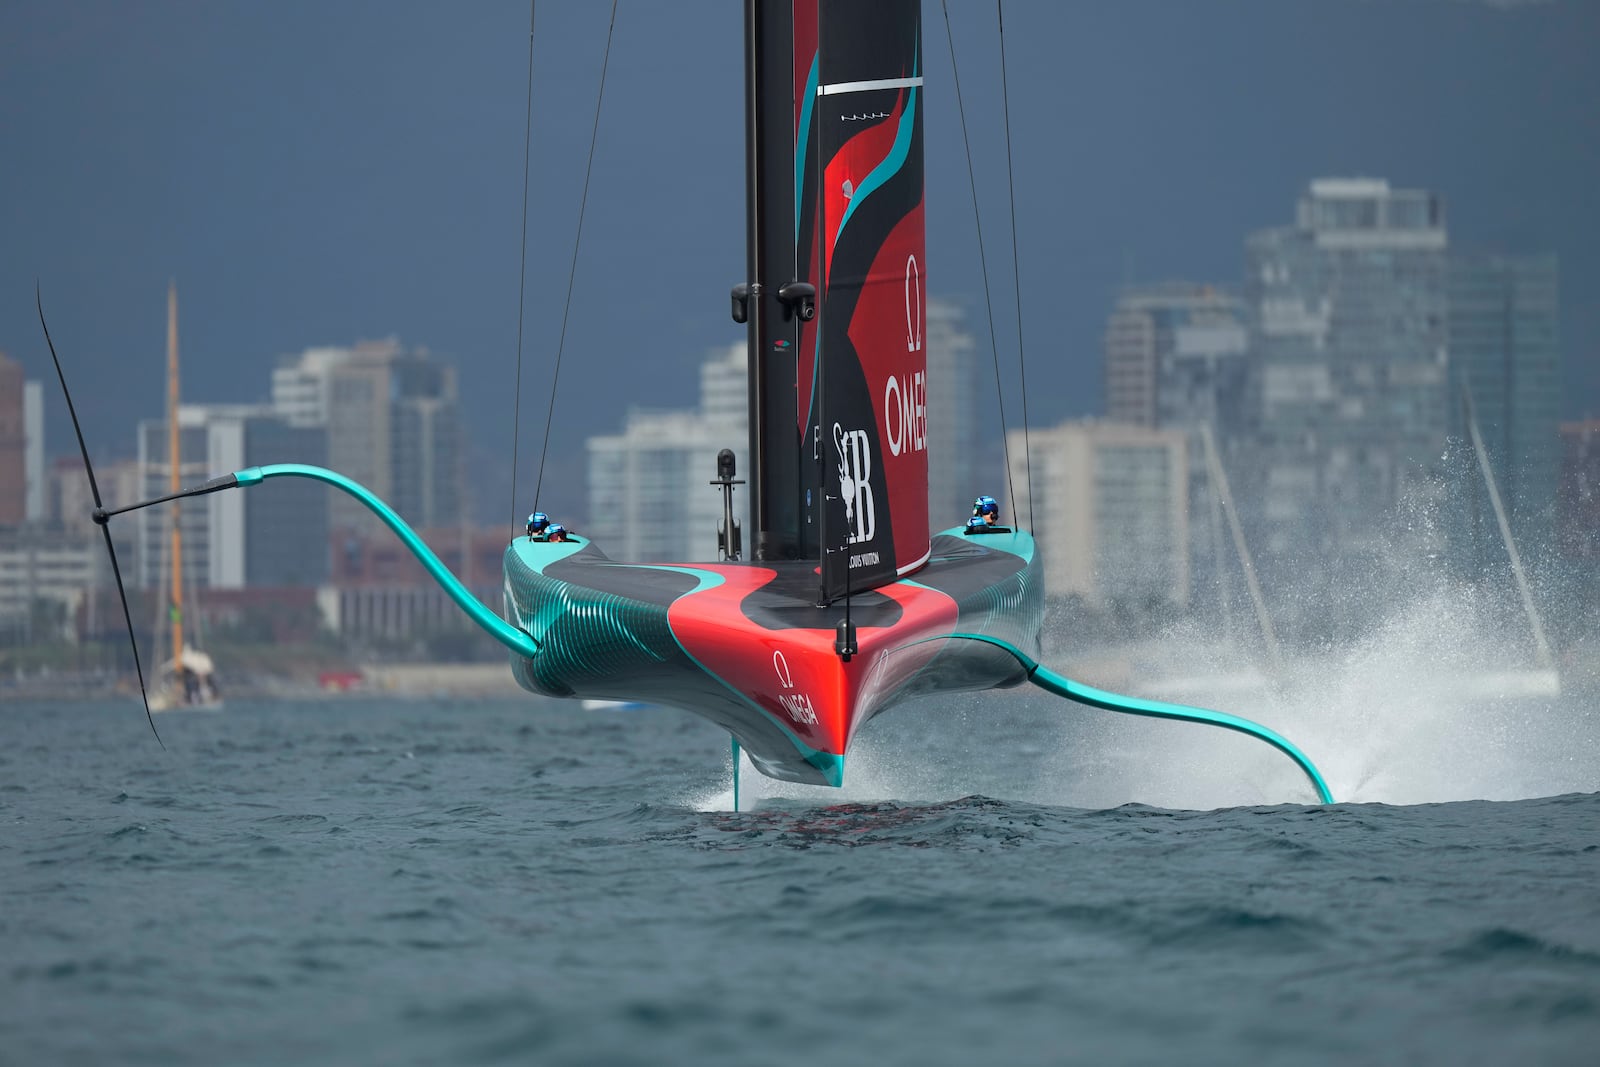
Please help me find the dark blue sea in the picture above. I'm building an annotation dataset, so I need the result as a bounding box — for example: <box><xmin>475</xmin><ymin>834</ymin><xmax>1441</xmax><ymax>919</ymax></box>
<box><xmin>4</xmin><ymin>679</ymin><xmax>1598</xmax><ymax>1066</ymax></box>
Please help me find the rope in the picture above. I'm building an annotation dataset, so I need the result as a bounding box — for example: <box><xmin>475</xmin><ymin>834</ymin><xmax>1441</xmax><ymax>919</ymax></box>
<box><xmin>940</xmin><ymin>0</ymin><xmax>1017</xmax><ymax>521</ymax></box>
<box><xmin>996</xmin><ymin>0</ymin><xmax>1035</xmax><ymax>531</ymax></box>
<box><xmin>507</xmin><ymin>0</ymin><xmax>537</xmax><ymax>529</ymax></box>
<box><xmin>533</xmin><ymin>0</ymin><xmax>619</xmax><ymax>514</ymax></box>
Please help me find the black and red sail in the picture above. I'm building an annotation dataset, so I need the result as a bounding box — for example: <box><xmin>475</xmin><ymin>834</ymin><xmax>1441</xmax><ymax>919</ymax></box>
<box><xmin>747</xmin><ymin>0</ymin><xmax>926</xmax><ymax>602</ymax></box>
<box><xmin>810</xmin><ymin>0</ymin><xmax>927</xmax><ymax>602</ymax></box>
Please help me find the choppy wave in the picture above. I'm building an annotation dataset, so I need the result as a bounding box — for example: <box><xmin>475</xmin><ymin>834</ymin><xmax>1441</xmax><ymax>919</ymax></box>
<box><xmin>1</xmin><ymin>698</ymin><xmax>1596</xmax><ymax>1066</ymax></box>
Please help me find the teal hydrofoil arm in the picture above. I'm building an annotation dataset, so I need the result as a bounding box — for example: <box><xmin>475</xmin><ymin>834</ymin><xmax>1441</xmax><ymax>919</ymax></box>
<box><xmin>235</xmin><ymin>464</ymin><xmax>540</xmax><ymax>660</ymax></box>
<box><xmin>946</xmin><ymin>632</ymin><xmax>1334</xmax><ymax>804</ymax></box>
<box><xmin>229</xmin><ymin>466</ymin><xmax>1329</xmax><ymax>802</ymax></box>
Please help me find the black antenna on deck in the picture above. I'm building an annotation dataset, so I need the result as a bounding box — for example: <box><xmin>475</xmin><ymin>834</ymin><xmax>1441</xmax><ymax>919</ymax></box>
<box><xmin>833</xmin><ymin>536</ymin><xmax>857</xmax><ymax>663</ymax></box>
<box><xmin>711</xmin><ymin>448</ymin><xmax>745</xmax><ymax>561</ymax></box>
<box><xmin>36</xmin><ymin>285</ymin><xmax>164</xmax><ymax>748</ymax></box>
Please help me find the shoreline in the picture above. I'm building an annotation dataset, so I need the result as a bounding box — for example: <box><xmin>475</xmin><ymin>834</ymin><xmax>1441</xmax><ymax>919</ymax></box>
<box><xmin>2</xmin><ymin>662</ymin><xmax>526</xmax><ymax>703</ymax></box>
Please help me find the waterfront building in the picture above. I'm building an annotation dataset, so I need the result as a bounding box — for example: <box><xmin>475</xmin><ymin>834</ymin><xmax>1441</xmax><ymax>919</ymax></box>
<box><xmin>0</xmin><ymin>524</ymin><xmax>98</xmax><ymax>644</ymax></box>
<box><xmin>52</xmin><ymin>453</ymin><xmax>138</xmax><ymax>536</ymax></box>
<box><xmin>1557</xmin><ymin>419</ymin><xmax>1600</xmax><ymax>621</ymax></box>
<box><xmin>135</xmin><ymin>411</ymin><xmax>211</xmax><ymax>592</ymax></box>
<box><xmin>1105</xmin><ymin>284</ymin><xmax>1249</xmax><ymax>434</ymax></box>
<box><xmin>137</xmin><ymin>406</ymin><xmax>328</xmax><ymax>591</ymax></box>
<box><xmin>586</xmin><ymin>344</ymin><xmax>748</xmax><ymax>563</ymax></box>
<box><xmin>323</xmin><ymin>524</ymin><xmax>506</xmax><ymax>644</ymax></box>
<box><xmin>1558</xmin><ymin>421</ymin><xmax>1600</xmax><ymax>563</ymax></box>
<box><xmin>0</xmin><ymin>353</ymin><xmax>24</xmax><ymax>525</ymax></box>
<box><xmin>271</xmin><ymin>339</ymin><xmax>462</xmax><ymax>532</ymax></box>
<box><xmin>1448</xmin><ymin>252</ymin><xmax>1562</xmax><ymax>569</ymax></box>
<box><xmin>1006</xmin><ymin>418</ymin><xmax>1189</xmax><ymax>612</ymax></box>
<box><xmin>23</xmin><ymin>380</ymin><xmax>43</xmax><ymax>522</ymax></box>
<box><xmin>1103</xmin><ymin>284</ymin><xmax>1249</xmax><ymax>608</ymax></box>
<box><xmin>925</xmin><ymin>299</ymin><xmax>981</xmax><ymax>529</ymax></box>
<box><xmin>1240</xmin><ymin>178</ymin><xmax>1450</xmax><ymax>600</ymax></box>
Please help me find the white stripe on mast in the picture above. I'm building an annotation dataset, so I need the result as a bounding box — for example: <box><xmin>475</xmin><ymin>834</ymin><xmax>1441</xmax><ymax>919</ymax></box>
<box><xmin>819</xmin><ymin>76</ymin><xmax>923</xmax><ymax>96</ymax></box>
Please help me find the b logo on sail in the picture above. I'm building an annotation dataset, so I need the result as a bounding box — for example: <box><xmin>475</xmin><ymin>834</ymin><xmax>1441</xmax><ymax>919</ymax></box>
<box><xmin>833</xmin><ymin>423</ymin><xmax>876</xmax><ymax>546</ymax></box>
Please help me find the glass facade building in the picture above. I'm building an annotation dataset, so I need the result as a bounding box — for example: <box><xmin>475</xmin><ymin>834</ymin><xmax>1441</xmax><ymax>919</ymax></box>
<box><xmin>137</xmin><ymin>408</ymin><xmax>328</xmax><ymax>591</ymax></box>
<box><xmin>1241</xmin><ymin>179</ymin><xmax>1450</xmax><ymax>608</ymax></box>
<box><xmin>1007</xmin><ymin>419</ymin><xmax>1189</xmax><ymax>611</ymax></box>
<box><xmin>1104</xmin><ymin>284</ymin><xmax>1249</xmax><ymax>607</ymax></box>
<box><xmin>925</xmin><ymin>299</ymin><xmax>980</xmax><ymax>529</ymax></box>
<box><xmin>272</xmin><ymin>340</ymin><xmax>462</xmax><ymax>533</ymax></box>
<box><xmin>1448</xmin><ymin>252</ymin><xmax>1561</xmax><ymax>570</ymax></box>
<box><xmin>585</xmin><ymin>346</ymin><xmax>749</xmax><ymax>563</ymax></box>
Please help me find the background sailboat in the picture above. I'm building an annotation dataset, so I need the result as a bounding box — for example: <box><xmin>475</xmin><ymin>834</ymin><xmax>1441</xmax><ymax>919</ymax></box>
<box><xmin>148</xmin><ymin>282</ymin><xmax>221</xmax><ymax>712</ymax></box>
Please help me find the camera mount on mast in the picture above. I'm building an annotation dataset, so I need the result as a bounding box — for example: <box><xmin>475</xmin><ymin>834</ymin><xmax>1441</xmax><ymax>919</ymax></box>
<box><xmin>711</xmin><ymin>448</ymin><xmax>745</xmax><ymax>561</ymax></box>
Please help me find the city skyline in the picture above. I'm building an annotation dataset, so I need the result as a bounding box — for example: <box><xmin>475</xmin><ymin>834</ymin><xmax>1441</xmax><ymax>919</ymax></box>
<box><xmin>3</xmin><ymin>1</ymin><xmax>1596</xmax><ymax>531</ymax></box>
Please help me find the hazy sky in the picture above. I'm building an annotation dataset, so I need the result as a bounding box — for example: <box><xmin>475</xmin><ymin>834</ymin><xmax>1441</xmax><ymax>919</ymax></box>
<box><xmin>3</xmin><ymin>0</ymin><xmax>1596</xmax><ymax>524</ymax></box>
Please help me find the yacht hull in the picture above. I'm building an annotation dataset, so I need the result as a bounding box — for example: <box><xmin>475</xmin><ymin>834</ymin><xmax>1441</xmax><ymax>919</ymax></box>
<box><xmin>503</xmin><ymin>527</ymin><xmax>1041</xmax><ymax>785</ymax></box>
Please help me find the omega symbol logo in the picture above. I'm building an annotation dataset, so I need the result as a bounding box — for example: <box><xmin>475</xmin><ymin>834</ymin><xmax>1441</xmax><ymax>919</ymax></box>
<box><xmin>905</xmin><ymin>254</ymin><xmax>922</xmax><ymax>352</ymax></box>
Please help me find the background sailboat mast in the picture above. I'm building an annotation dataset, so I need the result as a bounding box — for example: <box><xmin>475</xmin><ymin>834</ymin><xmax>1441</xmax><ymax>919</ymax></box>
<box><xmin>742</xmin><ymin>0</ymin><xmax>806</xmax><ymax>562</ymax></box>
<box><xmin>166</xmin><ymin>281</ymin><xmax>184</xmax><ymax>672</ymax></box>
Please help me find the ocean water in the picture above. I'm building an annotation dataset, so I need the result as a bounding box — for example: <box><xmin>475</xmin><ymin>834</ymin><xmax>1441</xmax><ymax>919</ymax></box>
<box><xmin>3</xmin><ymin>680</ymin><xmax>1598</xmax><ymax>1066</ymax></box>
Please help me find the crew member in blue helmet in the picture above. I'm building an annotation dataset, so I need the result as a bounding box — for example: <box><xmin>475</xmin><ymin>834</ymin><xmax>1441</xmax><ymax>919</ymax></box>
<box><xmin>545</xmin><ymin>523</ymin><xmax>570</xmax><ymax>543</ymax></box>
<box><xmin>964</xmin><ymin>515</ymin><xmax>989</xmax><ymax>535</ymax></box>
<box><xmin>973</xmin><ymin>495</ymin><xmax>1000</xmax><ymax>525</ymax></box>
<box><xmin>526</xmin><ymin>512</ymin><xmax>550</xmax><ymax>541</ymax></box>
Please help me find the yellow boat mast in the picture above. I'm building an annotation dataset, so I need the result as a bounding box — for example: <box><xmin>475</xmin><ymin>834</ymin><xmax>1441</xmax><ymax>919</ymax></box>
<box><xmin>167</xmin><ymin>281</ymin><xmax>183</xmax><ymax>675</ymax></box>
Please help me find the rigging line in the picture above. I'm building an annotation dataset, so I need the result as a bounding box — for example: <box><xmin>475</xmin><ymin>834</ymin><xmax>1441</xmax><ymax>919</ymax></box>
<box><xmin>532</xmin><ymin>0</ymin><xmax>619</xmax><ymax>514</ymax></box>
<box><xmin>940</xmin><ymin>0</ymin><xmax>1017</xmax><ymax>519</ymax></box>
<box><xmin>995</xmin><ymin>0</ymin><xmax>1034</xmax><ymax>532</ymax></box>
<box><xmin>508</xmin><ymin>0</ymin><xmax>537</xmax><ymax>528</ymax></box>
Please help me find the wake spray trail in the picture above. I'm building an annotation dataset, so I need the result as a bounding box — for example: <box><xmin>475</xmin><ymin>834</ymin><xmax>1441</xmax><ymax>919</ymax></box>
<box><xmin>1035</xmin><ymin>582</ymin><xmax>1592</xmax><ymax>810</ymax></box>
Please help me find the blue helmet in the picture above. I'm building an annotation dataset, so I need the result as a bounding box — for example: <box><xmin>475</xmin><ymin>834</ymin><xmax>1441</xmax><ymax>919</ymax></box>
<box><xmin>973</xmin><ymin>495</ymin><xmax>999</xmax><ymax>518</ymax></box>
<box><xmin>545</xmin><ymin>523</ymin><xmax>567</xmax><ymax>540</ymax></box>
<box><xmin>966</xmin><ymin>515</ymin><xmax>987</xmax><ymax>528</ymax></box>
<box><xmin>527</xmin><ymin>511</ymin><xmax>550</xmax><ymax>532</ymax></box>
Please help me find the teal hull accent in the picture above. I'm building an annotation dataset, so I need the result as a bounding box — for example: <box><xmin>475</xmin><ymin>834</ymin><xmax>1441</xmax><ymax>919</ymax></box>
<box><xmin>227</xmin><ymin>465</ymin><xmax>1321</xmax><ymax>804</ymax></box>
<box><xmin>501</xmin><ymin>528</ymin><xmax>1041</xmax><ymax>787</ymax></box>
<box><xmin>237</xmin><ymin>464</ymin><xmax>538</xmax><ymax>659</ymax></box>
<box><xmin>942</xmin><ymin>632</ymin><xmax>1334</xmax><ymax>804</ymax></box>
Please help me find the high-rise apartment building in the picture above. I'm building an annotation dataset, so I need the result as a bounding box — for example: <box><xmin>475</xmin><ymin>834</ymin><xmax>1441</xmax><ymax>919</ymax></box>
<box><xmin>1241</xmin><ymin>179</ymin><xmax>1450</xmax><ymax>591</ymax></box>
<box><xmin>0</xmin><ymin>353</ymin><xmax>24</xmax><ymax>525</ymax></box>
<box><xmin>1449</xmin><ymin>253</ymin><xmax>1562</xmax><ymax>567</ymax></box>
<box><xmin>1558</xmin><ymin>421</ymin><xmax>1600</xmax><ymax>564</ymax></box>
<box><xmin>0</xmin><ymin>525</ymin><xmax>98</xmax><ymax>643</ymax></box>
<box><xmin>586</xmin><ymin>344</ymin><xmax>748</xmax><ymax>562</ymax></box>
<box><xmin>1105</xmin><ymin>284</ymin><xmax>1249</xmax><ymax>432</ymax></box>
<box><xmin>23</xmin><ymin>381</ymin><xmax>44</xmax><ymax>522</ymax></box>
<box><xmin>926</xmin><ymin>300</ymin><xmax>981</xmax><ymax>528</ymax></box>
<box><xmin>1007</xmin><ymin>419</ymin><xmax>1189</xmax><ymax>611</ymax></box>
<box><xmin>137</xmin><ymin>406</ymin><xmax>327</xmax><ymax>590</ymax></box>
<box><xmin>136</xmin><ymin>412</ymin><xmax>211</xmax><ymax>592</ymax></box>
<box><xmin>53</xmin><ymin>456</ymin><xmax>139</xmax><ymax>533</ymax></box>
<box><xmin>271</xmin><ymin>339</ymin><xmax>461</xmax><ymax>531</ymax></box>
<box><xmin>1558</xmin><ymin>419</ymin><xmax>1600</xmax><ymax>616</ymax></box>
<box><xmin>1104</xmin><ymin>284</ymin><xmax>1249</xmax><ymax>606</ymax></box>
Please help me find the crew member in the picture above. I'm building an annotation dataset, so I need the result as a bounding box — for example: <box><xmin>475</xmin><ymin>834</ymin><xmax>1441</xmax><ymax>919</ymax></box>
<box><xmin>973</xmin><ymin>495</ymin><xmax>1000</xmax><ymax>525</ymax></box>
<box><xmin>545</xmin><ymin>523</ymin><xmax>569</xmax><ymax>543</ymax></box>
<box><xmin>526</xmin><ymin>512</ymin><xmax>550</xmax><ymax>541</ymax></box>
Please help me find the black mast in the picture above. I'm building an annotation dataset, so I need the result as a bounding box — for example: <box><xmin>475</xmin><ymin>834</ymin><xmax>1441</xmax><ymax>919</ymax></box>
<box><xmin>735</xmin><ymin>0</ymin><xmax>813</xmax><ymax>562</ymax></box>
